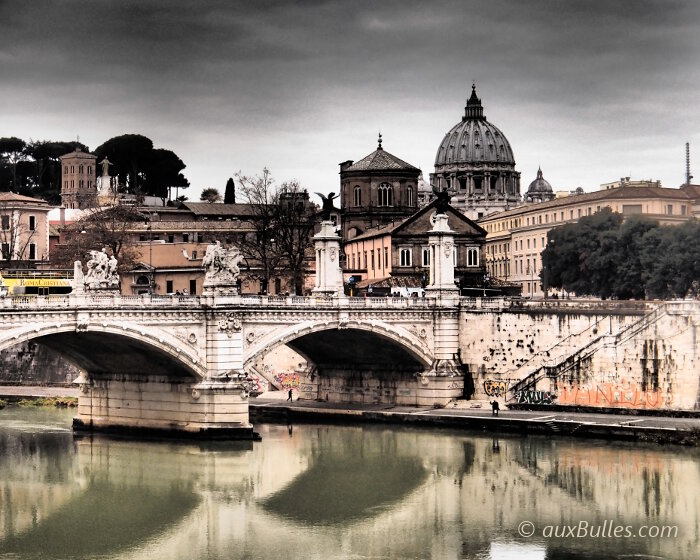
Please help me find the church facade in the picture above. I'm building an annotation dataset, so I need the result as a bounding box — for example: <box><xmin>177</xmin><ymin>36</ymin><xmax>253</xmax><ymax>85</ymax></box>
<box><xmin>339</xmin><ymin>135</ymin><xmax>421</xmax><ymax>240</ymax></box>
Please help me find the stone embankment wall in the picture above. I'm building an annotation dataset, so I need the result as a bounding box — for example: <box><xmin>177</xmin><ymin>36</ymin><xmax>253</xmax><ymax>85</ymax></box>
<box><xmin>0</xmin><ymin>342</ymin><xmax>81</xmax><ymax>385</ymax></box>
<box><xmin>468</xmin><ymin>301</ymin><xmax>700</xmax><ymax>411</ymax></box>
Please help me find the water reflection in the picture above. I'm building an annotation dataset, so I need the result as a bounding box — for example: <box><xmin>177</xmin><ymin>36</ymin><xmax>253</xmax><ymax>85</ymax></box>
<box><xmin>262</xmin><ymin>425</ymin><xmax>428</xmax><ymax>524</ymax></box>
<box><xmin>0</xmin><ymin>407</ymin><xmax>698</xmax><ymax>560</ymax></box>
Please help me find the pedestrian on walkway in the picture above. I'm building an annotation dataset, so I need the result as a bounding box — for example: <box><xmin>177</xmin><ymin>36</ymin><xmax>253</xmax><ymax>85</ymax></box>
<box><xmin>490</xmin><ymin>400</ymin><xmax>500</xmax><ymax>416</ymax></box>
<box><xmin>287</xmin><ymin>388</ymin><xmax>293</xmax><ymax>401</ymax></box>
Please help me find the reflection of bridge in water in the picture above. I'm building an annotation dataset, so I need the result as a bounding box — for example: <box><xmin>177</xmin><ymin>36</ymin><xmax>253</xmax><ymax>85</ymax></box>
<box><xmin>1</xmin><ymin>414</ymin><xmax>698</xmax><ymax>560</ymax></box>
<box><xmin>1</xmin><ymin>294</ymin><xmax>697</xmax><ymax>437</ymax></box>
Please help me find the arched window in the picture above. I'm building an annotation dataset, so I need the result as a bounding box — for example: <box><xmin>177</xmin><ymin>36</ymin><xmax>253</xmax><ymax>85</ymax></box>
<box><xmin>353</xmin><ymin>186</ymin><xmax>362</xmax><ymax>207</ymax></box>
<box><xmin>406</xmin><ymin>186</ymin><xmax>414</xmax><ymax>207</ymax></box>
<box><xmin>378</xmin><ymin>183</ymin><xmax>393</xmax><ymax>207</ymax></box>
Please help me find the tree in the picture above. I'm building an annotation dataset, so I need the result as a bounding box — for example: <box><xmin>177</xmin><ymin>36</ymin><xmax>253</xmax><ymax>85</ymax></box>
<box><xmin>94</xmin><ymin>134</ymin><xmax>153</xmax><ymax>194</ymax></box>
<box><xmin>200</xmin><ymin>188</ymin><xmax>222</xmax><ymax>203</ymax></box>
<box><xmin>24</xmin><ymin>140</ymin><xmax>88</xmax><ymax>203</ymax></box>
<box><xmin>236</xmin><ymin>169</ymin><xmax>317</xmax><ymax>295</ymax></box>
<box><xmin>94</xmin><ymin>135</ymin><xmax>190</xmax><ymax>199</ymax></box>
<box><xmin>543</xmin><ymin>209</ymin><xmax>700</xmax><ymax>300</ymax></box>
<box><xmin>0</xmin><ymin>137</ymin><xmax>27</xmax><ymax>191</ymax></box>
<box><xmin>143</xmin><ymin>148</ymin><xmax>189</xmax><ymax>200</ymax></box>
<box><xmin>236</xmin><ymin>168</ymin><xmax>285</xmax><ymax>294</ymax></box>
<box><xmin>224</xmin><ymin>177</ymin><xmax>236</xmax><ymax>204</ymax></box>
<box><xmin>50</xmin><ymin>203</ymin><xmax>143</xmax><ymax>273</ymax></box>
<box><xmin>275</xmin><ymin>180</ymin><xmax>318</xmax><ymax>295</ymax></box>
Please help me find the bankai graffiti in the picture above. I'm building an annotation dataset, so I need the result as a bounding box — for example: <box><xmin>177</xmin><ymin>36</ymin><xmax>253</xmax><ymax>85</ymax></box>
<box><xmin>273</xmin><ymin>371</ymin><xmax>301</xmax><ymax>388</ymax></box>
<box><xmin>513</xmin><ymin>390</ymin><xmax>556</xmax><ymax>405</ymax></box>
<box><xmin>484</xmin><ymin>380</ymin><xmax>509</xmax><ymax>398</ymax></box>
<box><xmin>556</xmin><ymin>380</ymin><xmax>667</xmax><ymax>409</ymax></box>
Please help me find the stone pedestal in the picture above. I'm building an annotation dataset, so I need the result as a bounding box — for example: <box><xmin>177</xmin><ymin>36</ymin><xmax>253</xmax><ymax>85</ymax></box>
<box><xmin>425</xmin><ymin>214</ymin><xmax>459</xmax><ymax>297</ymax></box>
<box><xmin>73</xmin><ymin>374</ymin><xmax>257</xmax><ymax>439</ymax></box>
<box><xmin>312</xmin><ymin>221</ymin><xmax>343</xmax><ymax>296</ymax></box>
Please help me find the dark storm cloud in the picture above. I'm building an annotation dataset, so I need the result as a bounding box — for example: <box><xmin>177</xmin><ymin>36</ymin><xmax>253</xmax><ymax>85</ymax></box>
<box><xmin>1</xmin><ymin>0</ymin><xmax>698</xmax><ymax>192</ymax></box>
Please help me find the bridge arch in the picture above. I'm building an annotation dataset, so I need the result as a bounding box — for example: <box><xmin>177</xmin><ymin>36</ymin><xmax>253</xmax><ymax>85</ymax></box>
<box><xmin>0</xmin><ymin>323</ymin><xmax>206</xmax><ymax>379</ymax></box>
<box><xmin>243</xmin><ymin>319</ymin><xmax>433</xmax><ymax>376</ymax></box>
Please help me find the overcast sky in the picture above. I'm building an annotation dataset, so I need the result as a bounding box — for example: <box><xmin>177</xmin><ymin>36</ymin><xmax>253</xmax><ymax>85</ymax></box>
<box><xmin>2</xmin><ymin>0</ymin><xmax>699</xmax><ymax>201</ymax></box>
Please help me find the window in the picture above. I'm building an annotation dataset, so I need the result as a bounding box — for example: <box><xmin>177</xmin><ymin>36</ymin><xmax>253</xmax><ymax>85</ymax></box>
<box><xmin>407</xmin><ymin>186</ymin><xmax>414</xmax><ymax>207</ymax></box>
<box><xmin>88</xmin><ymin>166</ymin><xmax>92</xmax><ymax>174</ymax></box>
<box><xmin>561</xmin><ymin>211</ymin><xmax>564</xmax><ymax>221</ymax></box>
<box><xmin>354</xmin><ymin>186</ymin><xmax>362</xmax><ymax>207</ymax></box>
<box><xmin>622</xmin><ymin>204</ymin><xmax>643</xmax><ymax>215</ymax></box>
<box><xmin>577</xmin><ymin>209</ymin><xmax>582</xmax><ymax>218</ymax></box>
<box><xmin>399</xmin><ymin>247</ymin><xmax>412</xmax><ymax>267</ymax></box>
<box><xmin>79</xmin><ymin>165</ymin><xmax>83</xmax><ymax>173</ymax></box>
<box><xmin>190</xmin><ymin>279</ymin><xmax>197</xmax><ymax>295</ymax></box>
<box><xmin>667</xmin><ymin>204</ymin><xmax>673</xmax><ymax>215</ymax></box>
<box><xmin>1</xmin><ymin>243</ymin><xmax>9</xmax><ymax>259</ymax></box>
<box><xmin>422</xmin><ymin>246</ymin><xmax>430</xmax><ymax>267</ymax></box>
<box><xmin>1</xmin><ymin>215</ymin><xmax>9</xmax><ymax>230</ymax></box>
<box><xmin>376</xmin><ymin>248</ymin><xmax>381</xmax><ymax>269</ymax></box>
<box><xmin>71</xmin><ymin>166</ymin><xmax>74</xmax><ymax>173</ymax></box>
<box><xmin>570</xmin><ymin>210</ymin><xmax>574</xmax><ymax>219</ymax></box>
<box><xmin>363</xmin><ymin>251</ymin><xmax>367</xmax><ymax>269</ymax></box>
<box><xmin>64</xmin><ymin>166</ymin><xmax>68</xmax><ymax>174</ymax></box>
<box><xmin>370</xmin><ymin>250</ymin><xmax>375</xmax><ymax>270</ymax></box>
<box><xmin>28</xmin><ymin>243</ymin><xmax>36</xmax><ymax>260</ymax></box>
<box><xmin>167</xmin><ymin>234</ymin><xmax>174</xmax><ymax>243</ymax></box>
<box><xmin>191</xmin><ymin>250</ymin><xmax>198</xmax><ymax>259</ymax></box>
<box><xmin>28</xmin><ymin>216</ymin><xmax>36</xmax><ymax>231</ymax></box>
<box><xmin>467</xmin><ymin>247</ymin><xmax>479</xmax><ymax>267</ymax></box>
<box><xmin>384</xmin><ymin>247</ymin><xmax>388</xmax><ymax>268</ymax></box>
<box><xmin>453</xmin><ymin>246</ymin><xmax>457</xmax><ymax>266</ymax></box>
<box><xmin>587</xmin><ymin>207</ymin><xmax>592</xmax><ymax>216</ymax></box>
<box><xmin>681</xmin><ymin>206</ymin><xmax>687</xmax><ymax>215</ymax></box>
<box><xmin>166</xmin><ymin>280</ymin><xmax>173</xmax><ymax>293</ymax></box>
<box><xmin>527</xmin><ymin>239</ymin><xmax>530</xmax><ymax>249</ymax></box>
<box><xmin>378</xmin><ymin>183</ymin><xmax>393</xmax><ymax>206</ymax></box>
<box><xmin>182</xmin><ymin>233</ymin><xmax>189</xmax><ymax>243</ymax></box>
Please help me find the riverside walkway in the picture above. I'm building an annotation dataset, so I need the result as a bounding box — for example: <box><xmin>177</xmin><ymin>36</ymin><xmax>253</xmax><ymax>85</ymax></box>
<box><xmin>250</xmin><ymin>394</ymin><xmax>700</xmax><ymax>446</ymax></box>
<box><xmin>2</xmin><ymin>386</ymin><xmax>699</xmax><ymax>445</ymax></box>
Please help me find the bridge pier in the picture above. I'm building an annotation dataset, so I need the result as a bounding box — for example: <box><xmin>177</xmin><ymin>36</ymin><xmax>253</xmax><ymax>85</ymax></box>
<box><xmin>73</xmin><ymin>373</ymin><xmax>258</xmax><ymax>439</ymax></box>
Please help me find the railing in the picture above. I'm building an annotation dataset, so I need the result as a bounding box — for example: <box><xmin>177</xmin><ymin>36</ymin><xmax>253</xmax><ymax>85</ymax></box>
<box><xmin>0</xmin><ymin>293</ymin><xmax>693</xmax><ymax>313</ymax></box>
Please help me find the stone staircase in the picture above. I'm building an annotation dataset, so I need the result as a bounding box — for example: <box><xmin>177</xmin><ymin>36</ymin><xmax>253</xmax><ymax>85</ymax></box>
<box><xmin>506</xmin><ymin>303</ymin><xmax>668</xmax><ymax>398</ymax></box>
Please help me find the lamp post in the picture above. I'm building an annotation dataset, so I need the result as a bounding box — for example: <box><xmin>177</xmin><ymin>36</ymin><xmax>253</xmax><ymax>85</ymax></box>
<box><xmin>145</xmin><ymin>212</ymin><xmax>157</xmax><ymax>294</ymax></box>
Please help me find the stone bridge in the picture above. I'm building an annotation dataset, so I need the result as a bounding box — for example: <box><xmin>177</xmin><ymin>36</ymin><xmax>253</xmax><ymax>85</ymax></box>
<box><xmin>1</xmin><ymin>293</ymin><xmax>698</xmax><ymax>438</ymax></box>
<box><xmin>0</xmin><ymin>292</ymin><xmax>465</xmax><ymax>438</ymax></box>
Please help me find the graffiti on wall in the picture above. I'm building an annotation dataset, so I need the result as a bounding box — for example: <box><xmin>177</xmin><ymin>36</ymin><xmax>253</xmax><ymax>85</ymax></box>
<box><xmin>248</xmin><ymin>374</ymin><xmax>268</xmax><ymax>393</ymax></box>
<box><xmin>274</xmin><ymin>371</ymin><xmax>301</xmax><ymax>388</ymax></box>
<box><xmin>556</xmin><ymin>380</ymin><xmax>667</xmax><ymax>409</ymax></box>
<box><xmin>513</xmin><ymin>390</ymin><xmax>556</xmax><ymax>405</ymax></box>
<box><xmin>484</xmin><ymin>380</ymin><xmax>510</xmax><ymax>398</ymax></box>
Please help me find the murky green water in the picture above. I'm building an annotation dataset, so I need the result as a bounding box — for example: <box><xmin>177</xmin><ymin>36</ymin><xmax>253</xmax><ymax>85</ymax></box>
<box><xmin>1</xmin><ymin>406</ymin><xmax>698</xmax><ymax>560</ymax></box>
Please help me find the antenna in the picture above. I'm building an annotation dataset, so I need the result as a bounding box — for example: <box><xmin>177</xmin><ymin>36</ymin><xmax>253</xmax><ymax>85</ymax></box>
<box><xmin>686</xmin><ymin>142</ymin><xmax>693</xmax><ymax>185</ymax></box>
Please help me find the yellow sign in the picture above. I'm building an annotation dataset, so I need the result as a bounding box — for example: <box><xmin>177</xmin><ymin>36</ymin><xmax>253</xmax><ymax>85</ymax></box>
<box><xmin>3</xmin><ymin>278</ymin><xmax>72</xmax><ymax>287</ymax></box>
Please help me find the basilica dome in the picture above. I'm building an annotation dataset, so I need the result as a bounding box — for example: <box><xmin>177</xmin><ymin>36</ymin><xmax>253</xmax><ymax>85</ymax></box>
<box><xmin>430</xmin><ymin>85</ymin><xmax>521</xmax><ymax>220</ymax></box>
<box><xmin>434</xmin><ymin>86</ymin><xmax>515</xmax><ymax>167</ymax></box>
<box><xmin>527</xmin><ymin>167</ymin><xmax>553</xmax><ymax>194</ymax></box>
<box><xmin>524</xmin><ymin>167</ymin><xmax>555</xmax><ymax>203</ymax></box>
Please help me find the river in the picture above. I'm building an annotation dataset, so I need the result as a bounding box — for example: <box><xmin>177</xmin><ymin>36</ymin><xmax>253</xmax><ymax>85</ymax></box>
<box><xmin>0</xmin><ymin>406</ymin><xmax>698</xmax><ymax>559</ymax></box>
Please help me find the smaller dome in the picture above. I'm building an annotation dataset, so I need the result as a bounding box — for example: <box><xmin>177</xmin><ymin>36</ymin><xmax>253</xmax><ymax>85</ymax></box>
<box><xmin>527</xmin><ymin>167</ymin><xmax>553</xmax><ymax>194</ymax></box>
